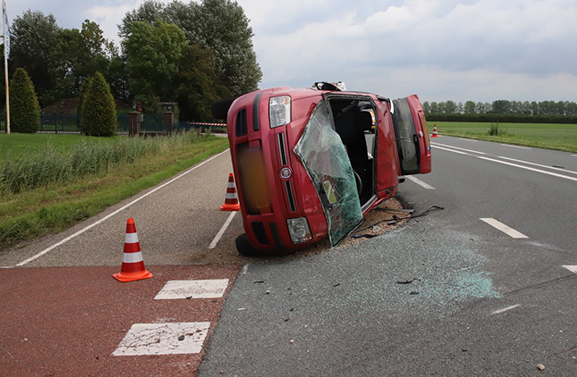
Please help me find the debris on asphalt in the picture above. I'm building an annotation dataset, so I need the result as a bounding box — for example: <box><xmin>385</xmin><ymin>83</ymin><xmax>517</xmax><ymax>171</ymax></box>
<box><xmin>254</xmin><ymin>280</ymin><xmax>264</xmax><ymax>284</ymax></box>
<box><xmin>409</xmin><ymin>291</ymin><xmax>420</xmax><ymax>295</ymax></box>
<box><xmin>290</xmin><ymin>339</ymin><xmax>295</xmax><ymax>344</ymax></box>
<box><xmin>333</xmin><ymin>283</ymin><xmax>341</xmax><ymax>287</ymax></box>
<box><xmin>397</xmin><ymin>279</ymin><xmax>414</xmax><ymax>284</ymax></box>
<box><xmin>537</xmin><ymin>364</ymin><xmax>545</xmax><ymax>371</ymax></box>
<box><xmin>265</xmin><ymin>290</ymin><xmax>271</xmax><ymax>294</ymax></box>
<box><xmin>178</xmin><ymin>335</ymin><xmax>185</xmax><ymax>341</ymax></box>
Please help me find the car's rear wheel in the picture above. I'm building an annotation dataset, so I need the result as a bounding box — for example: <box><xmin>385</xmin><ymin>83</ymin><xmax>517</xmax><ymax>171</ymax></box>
<box><xmin>235</xmin><ymin>233</ymin><xmax>261</xmax><ymax>257</ymax></box>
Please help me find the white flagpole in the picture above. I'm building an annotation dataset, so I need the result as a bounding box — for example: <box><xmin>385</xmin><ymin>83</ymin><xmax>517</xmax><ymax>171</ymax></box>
<box><xmin>3</xmin><ymin>0</ymin><xmax>9</xmax><ymax>134</ymax></box>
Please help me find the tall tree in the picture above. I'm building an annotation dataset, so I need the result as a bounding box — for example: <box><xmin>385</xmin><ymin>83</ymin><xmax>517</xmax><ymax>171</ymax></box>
<box><xmin>9</xmin><ymin>68</ymin><xmax>41</xmax><ymax>133</ymax></box>
<box><xmin>464</xmin><ymin>101</ymin><xmax>476</xmax><ymax>114</ymax></box>
<box><xmin>119</xmin><ymin>0</ymin><xmax>262</xmax><ymax>98</ymax></box>
<box><xmin>177</xmin><ymin>44</ymin><xmax>222</xmax><ymax>121</ymax></box>
<box><xmin>50</xmin><ymin>20</ymin><xmax>113</xmax><ymax>99</ymax></box>
<box><xmin>10</xmin><ymin>11</ymin><xmax>61</xmax><ymax>106</ymax></box>
<box><xmin>125</xmin><ymin>19</ymin><xmax>188</xmax><ymax>111</ymax></box>
<box><xmin>195</xmin><ymin>0</ymin><xmax>262</xmax><ymax>96</ymax></box>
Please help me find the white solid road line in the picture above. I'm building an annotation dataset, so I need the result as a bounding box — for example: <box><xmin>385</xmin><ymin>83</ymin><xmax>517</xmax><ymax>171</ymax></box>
<box><xmin>500</xmin><ymin>144</ymin><xmax>531</xmax><ymax>150</ymax></box>
<box><xmin>209</xmin><ymin>211</ymin><xmax>237</xmax><ymax>249</ymax></box>
<box><xmin>498</xmin><ymin>156</ymin><xmax>577</xmax><ymax>176</ymax></box>
<box><xmin>431</xmin><ymin>142</ymin><xmax>486</xmax><ymax>155</ymax></box>
<box><xmin>14</xmin><ymin>149</ymin><xmax>230</xmax><ymax>267</ymax></box>
<box><xmin>477</xmin><ymin>156</ymin><xmax>577</xmax><ymax>182</ymax></box>
<box><xmin>480</xmin><ymin>218</ymin><xmax>528</xmax><ymax>239</ymax></box>
<box><xmin>431</xmin><ymin>144</ymin><xmax>468</xmax><ymax>155</ymax></box>
<box><xmin>491</xmin><ymin>304</ymin><xmax>521</xmax><ymax>315</ymax></box>
<box><xmin>405</xmin><ymin>175</ymin><xmax>436</xmax><ymax>190</ymax></box>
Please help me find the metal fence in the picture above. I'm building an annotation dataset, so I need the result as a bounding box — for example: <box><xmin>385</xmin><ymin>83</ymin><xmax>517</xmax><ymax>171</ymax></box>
<box><xmin>0</xmin><ymin>113</ymin><xmax>227</xmax><ymax>135</ymax></box>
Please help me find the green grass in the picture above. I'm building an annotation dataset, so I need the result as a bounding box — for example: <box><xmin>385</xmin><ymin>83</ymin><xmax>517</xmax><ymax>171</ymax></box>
<box><xmin>0</xmin><ymin>133</ymin><xmax>118</xmax><ymax>161</ymax></box>
<box><xmin>432</xmin><ymin>121</ymin><xmax>577</xmax><ymax>153</ymax></box>
<box><xmin>0</xmin><ymin>132</ymin><xmax>229</xmax><ymax>250</ymax></box>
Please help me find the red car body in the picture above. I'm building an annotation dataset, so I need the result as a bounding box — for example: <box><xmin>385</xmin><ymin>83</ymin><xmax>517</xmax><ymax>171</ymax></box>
<box><xmin>225</xmin><ymin>84</ymin><xmax>431</xmax><ymax>254</ymax></box>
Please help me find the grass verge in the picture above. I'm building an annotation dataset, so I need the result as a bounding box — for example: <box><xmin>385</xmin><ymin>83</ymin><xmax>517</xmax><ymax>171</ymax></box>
<box><xmin>432</xmin><ymin>121</ymin><xmax>577</xmax><ymax>153</ymax></box>
<box><xmin>0</xmin><ymin>134</ymin><xmax>229</xmax><ymax>251</ymax></box>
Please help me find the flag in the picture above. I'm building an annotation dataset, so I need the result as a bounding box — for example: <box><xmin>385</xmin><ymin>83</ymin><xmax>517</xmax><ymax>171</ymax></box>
<box><xmin>2</xmin><ymin>0</ymin><xmax>8</xmax><ymax>58</ymax></box>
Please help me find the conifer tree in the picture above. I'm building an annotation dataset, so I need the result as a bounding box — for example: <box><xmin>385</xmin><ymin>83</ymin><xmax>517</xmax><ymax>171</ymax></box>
<box><xmin>80</xmin><ymin>72</ymin><xmax>117</xmax><ymax>136</ymax></box>
<box><xmin>10</xmin><ymin>68</ymin><xmax>41</xmax><ymax>133</ymax></box>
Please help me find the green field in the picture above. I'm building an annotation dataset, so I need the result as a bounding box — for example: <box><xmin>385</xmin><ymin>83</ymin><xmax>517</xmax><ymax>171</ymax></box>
<box><xmin>432</xmin><ymin>121</ymin><xmax>577</xmax><ymax>153</ymax></box>
<box><xmin>0</xmin><ymin>133</ymin><xmax>119</xmax><ymax>162</ymax></box>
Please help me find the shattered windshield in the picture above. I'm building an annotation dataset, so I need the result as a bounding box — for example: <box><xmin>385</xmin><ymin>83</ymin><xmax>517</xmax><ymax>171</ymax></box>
<box><xmin>294</xmin><ymin>99</ymin><xmax>363</xmax><ymax>246</ymax></box>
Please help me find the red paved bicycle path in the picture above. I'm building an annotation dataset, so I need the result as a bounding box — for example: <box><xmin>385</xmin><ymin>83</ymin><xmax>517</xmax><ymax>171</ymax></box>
<box><xmin>0</xmin><ymin>264</ymin><xmax>241</xmax><ymax>376</ymax></box>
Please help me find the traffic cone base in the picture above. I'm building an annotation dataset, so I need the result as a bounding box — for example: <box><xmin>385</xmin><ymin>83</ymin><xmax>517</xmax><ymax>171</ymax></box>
<box><xmin>113</xmin><ymin>269</ymin><xmax>153</xmax><ymax>283</ymax></box>
<box><xmin>113</xmin><ymin>218</ymin><xmax>153</xmax><ymax>282</ymax></box>
<box><xmin>221</xmin><ymin>173</ymin><xmax>240</xmax><ymax>211</ymax></box>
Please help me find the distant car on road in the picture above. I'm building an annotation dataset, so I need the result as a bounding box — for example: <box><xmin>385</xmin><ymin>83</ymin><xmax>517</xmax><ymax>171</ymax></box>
<box><xmin>212</xmin><ymin>82</ymin><xmax>431</xmax><ymax>255</ymax></box>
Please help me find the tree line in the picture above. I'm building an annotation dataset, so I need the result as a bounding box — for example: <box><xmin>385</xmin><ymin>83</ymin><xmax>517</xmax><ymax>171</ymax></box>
<box><xmin>2</xmin><ymin>0</ymin><xmax>262</xmax><ymax>122</ymax></box>
<box><xmin>423</xmin><ymin>100</ymin><xmax>577</xmax><ymax>116</ymax></box>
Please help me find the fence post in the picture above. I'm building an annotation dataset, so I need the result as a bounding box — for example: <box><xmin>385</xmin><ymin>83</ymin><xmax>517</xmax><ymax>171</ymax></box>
<box><xmin>128</xmin><ymin>111</ymin><xmax>140</xmax><ymax>136</ymax></box>
<box><xmin>164</xmin><ymin>112</ymin><xmax>174</xmax><ymax>133</ymax></box>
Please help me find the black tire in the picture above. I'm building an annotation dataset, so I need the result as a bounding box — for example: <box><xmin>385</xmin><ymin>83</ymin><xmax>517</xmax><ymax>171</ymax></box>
<box><xmin>235</xmin><ymin>233</ymin><xmax>261</xmax><ymax>257</ymax></box>
<box><xmin>211</xmin><ymin>97</ymin><xmax>238</xmax><ymax>120</ymax></box>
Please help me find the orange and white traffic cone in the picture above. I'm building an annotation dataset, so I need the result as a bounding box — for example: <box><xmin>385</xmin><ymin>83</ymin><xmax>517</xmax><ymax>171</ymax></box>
<box><xmin>432</xmin><ymin>124</ymin><xmax>439</xmax><ymax>138</ymax></box>
<box><xmin>113</xmin><ymin>218</ymin><xmax>153</xmax><ymax>282</ymax></box>
<box><xmin>220</xmin><ymin>173</ymin><xmax>240</xmax><ymax>211</ymax></box>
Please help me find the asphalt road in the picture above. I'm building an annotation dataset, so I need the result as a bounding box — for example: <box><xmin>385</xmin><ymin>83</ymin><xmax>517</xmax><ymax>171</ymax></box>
<box><xmin>198</xmin><ymin>136</ymin><xmax>577</xmax><ymax>376</ymax></box>
<box><xmin>2</xmin><ymin>135</ymin><xmax>577</xmax><ymax>376</ymax></box>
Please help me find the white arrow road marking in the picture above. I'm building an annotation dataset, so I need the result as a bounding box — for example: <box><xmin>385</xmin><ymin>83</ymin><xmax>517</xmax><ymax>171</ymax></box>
<box><xmin>480</xmin><ymin>218</ymin><xmax>528</xmax><ymax>239</ymax></box>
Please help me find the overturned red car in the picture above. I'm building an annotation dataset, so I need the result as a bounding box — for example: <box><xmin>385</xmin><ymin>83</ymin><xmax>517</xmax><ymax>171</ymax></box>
<box><xmin>214</xmin><ymin>82</ymin><xmax>431</xmax><ymax>255</ymax></box>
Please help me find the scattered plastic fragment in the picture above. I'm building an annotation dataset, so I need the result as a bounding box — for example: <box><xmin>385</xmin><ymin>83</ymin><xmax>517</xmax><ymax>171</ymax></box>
<box><xmin>537</xmin><ymin>364</ymin><xmax>545</xmax><ymax>371</ymax></box>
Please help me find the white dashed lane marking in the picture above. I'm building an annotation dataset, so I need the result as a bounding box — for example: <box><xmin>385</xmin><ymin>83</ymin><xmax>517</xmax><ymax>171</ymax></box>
<box><xmin>480</xmin><ymin>218</ymin><xmax>528</xmax><ymax>239</ymax></box>
<box><xmin>405</xmin><ymin>175</ymin><xmax>436</xmax><ymax>190</ymax></box>
<box><xmin>112</xmin><ymin>322</ymin><xmax>210</xmax><ymax>356</ymax></box>
<box><xmin>155</xmin><ymin>279</ymin><xmax>229</xmax><ymax>300</ymax></box>
<box><xmin>491</xmin><ymin>304</ymin><xmax>520</xmax><ymax>315</ymax></box>
<box><xmin>563</xmin><ymin>265</ymin><xmax>577</xmax><ymax>274</ymax></box>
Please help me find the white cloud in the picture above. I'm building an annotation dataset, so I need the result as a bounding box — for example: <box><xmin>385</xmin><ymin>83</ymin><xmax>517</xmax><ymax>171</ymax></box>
<box><xmin>7</xmin><ymin>0</ymin><xmax>577</xmax><ymax>101</ymax></box>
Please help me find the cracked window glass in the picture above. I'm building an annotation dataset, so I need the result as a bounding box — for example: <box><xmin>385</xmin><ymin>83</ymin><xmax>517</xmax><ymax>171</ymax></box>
<box><xmin>294</xmin><ymin>99</ymin><xmax>363</xmax><ymax>246</ymax></box>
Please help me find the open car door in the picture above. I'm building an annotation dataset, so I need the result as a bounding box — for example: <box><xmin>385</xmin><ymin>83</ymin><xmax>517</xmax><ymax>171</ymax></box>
<box><xmin>392</xmin><ymin>95</ymin><xmax>432</xmax><ymax>175</ymax></box>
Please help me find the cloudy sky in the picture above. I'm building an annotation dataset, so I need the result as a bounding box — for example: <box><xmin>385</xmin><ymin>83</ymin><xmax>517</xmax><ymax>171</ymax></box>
<box><xmin>7</xmin><ymin>0</ymin><xmax>577</xmax><ymax>102</ymax></box>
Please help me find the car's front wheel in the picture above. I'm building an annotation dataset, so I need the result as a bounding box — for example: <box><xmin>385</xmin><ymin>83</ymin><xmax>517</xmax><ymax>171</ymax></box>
<box><xmin>235</xmin><ymin>233</ymin><xmax>261</xmax><ymax>257</ymax></box>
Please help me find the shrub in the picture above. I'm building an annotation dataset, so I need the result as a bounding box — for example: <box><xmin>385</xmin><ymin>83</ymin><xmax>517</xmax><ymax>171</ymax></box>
<box><xmin>488</xmin><ymin>122</ymin><xmax>508</xmax><ymax>136</ymax></box>
<box><xmin>80</xmin><ymin>72</ymin><xmax>117</xmax><ymax>136</ymax></box>
<box><xmin>9</xmin><ymin>68</ymin><xmax>41</xmax><ymax>133</ymax></box>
